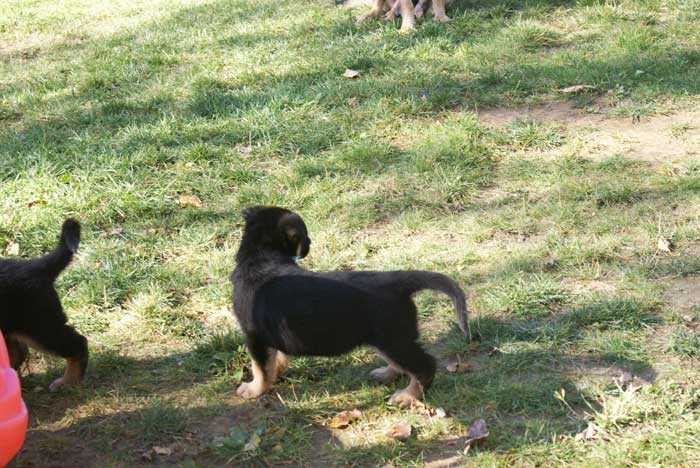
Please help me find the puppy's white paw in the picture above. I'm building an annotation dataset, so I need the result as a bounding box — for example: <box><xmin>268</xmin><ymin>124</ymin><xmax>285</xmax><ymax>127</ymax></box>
<box><xmin>236</xmin><ymin>381</ymin><xmax>265</xmax><ymax>399</ymax></box>
<box><xmin>370</xmin><ymin>366</ymin><xmax>400</xmax><ymax>384</ymax></box>
<box><xmin>389</xmin><ymin>389</ymin><xmax>420</xmax><ymax>408</ymax></box>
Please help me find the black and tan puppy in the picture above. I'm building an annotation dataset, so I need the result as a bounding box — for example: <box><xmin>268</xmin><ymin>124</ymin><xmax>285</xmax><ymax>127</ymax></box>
<box><xmin>231</xmin><ymin>206</ymin><xmax>469</xmax><ymax>407</ymax></box>
<box><xmin>0</xmin><ymin>219</ymin><xmax>88</xmax><ymax>391</ymax></box>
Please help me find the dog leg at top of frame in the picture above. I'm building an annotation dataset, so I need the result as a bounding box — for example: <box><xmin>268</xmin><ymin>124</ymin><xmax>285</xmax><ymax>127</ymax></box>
<box><xmin>414</xmin><ymin>0</ymin><xmax>429</xmax><ymax>17</ymax></box>
<box><xmin>431</xmin><ymin>0</ymin><xmax>450</xmax><ymax>22</ymax></box>
<box><xmin>399</xmin><ymin>0</ymin><xmax>416</xmax><ymax>32</ymax></box>
<box><xmin>356</xmin><ymin>0</ymin><xmax>385</xmax><ymax>23</ymax></box>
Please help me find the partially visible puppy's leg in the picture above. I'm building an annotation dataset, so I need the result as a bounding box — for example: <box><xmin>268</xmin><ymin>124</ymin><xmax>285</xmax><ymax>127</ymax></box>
<box><xmin>21</xmin><ymin>324</ymin><xmax>89</xmax><ymax>392</ymax></box>
<box><xmin>237</xmin><ymin>336</ymin><xmax>276</xmax><ymax>399</ymax></box>
<box><xmin>399</xmin><ymin>0</ymin><xmax>416</xmax><ymax>32</ymax></box>
<box><xmin>431</xmin><ymin>0</ymin><xmax>450</xmax><ymax>22</ymax></box>
<box><xmin>370</xmin><ymin>350</ymin><xmax>404</xmax><ymax>384</ymax></box>
<box><xmin>273</xmin><ymin>351</ymin><xmax>289</xmax><ymax>381</ymax></box>
<box><xmin>384</xmin><ymin>0</ymin><xmax>401</xmax><ymax>20</ymax></box>
<box><xmin>414</xmin><ymin>0</ymin><xmax>429</xmax><ymax>18</ymax></box>
<box><xmin>380</xmin><ymin>341</ymin><xmax>436</xmax><ymax>407</ymax></box>
<box><xmin>356</xmin><ymin>0</ymin><xmax>385</xmax><ymax>23</ymax></box>
<box><xmin>5</xmin><ymin>335</ymin><xmax>29</xmax><ymax>371</ymax></box>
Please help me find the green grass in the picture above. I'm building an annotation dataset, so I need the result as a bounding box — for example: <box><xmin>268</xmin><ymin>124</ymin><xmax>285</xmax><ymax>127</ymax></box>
<box><xmin>3</xmin><ymin>0</ymin><xmax>700</xmax><ymax>466</ymax></box>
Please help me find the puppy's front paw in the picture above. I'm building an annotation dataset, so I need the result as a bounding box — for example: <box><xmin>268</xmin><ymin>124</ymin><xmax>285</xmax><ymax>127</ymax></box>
<box><xmin>236</xmin><ymin>381</ymin><xmax>266</xmax><ymax>399</ymax></box>
<box><xmin>389</xmin><ymin>389</ymin><xmax>420</xmax><ymax>408</ymax></box>
<box><xmin>370</xmin><ymin>366</ymin><xmax>400</xmax><ymax>384</ymax></box>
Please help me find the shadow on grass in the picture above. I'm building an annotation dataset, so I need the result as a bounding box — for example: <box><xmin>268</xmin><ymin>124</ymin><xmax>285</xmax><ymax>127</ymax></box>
<box><xmin>12</xmin><ymin>290</ymin><xmax>660</xmax><ymax>466</ymax></box>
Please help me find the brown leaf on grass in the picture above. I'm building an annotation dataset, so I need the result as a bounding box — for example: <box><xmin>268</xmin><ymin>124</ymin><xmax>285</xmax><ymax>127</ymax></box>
<box><xmin>327</xmin><ymin>409</ymin><xmax>362</xmax><ymax>429</ymax></box>
<box><xmin>464</xmin><ymin>418</ymin><xmax>489</xmax><ymax>451</ymax></box>
<box><xmin>142</xmin><ymin>444</ymin><xmax>175</xmax><ymax>462</ymax></box>
<box><xmin>243</xmin><ymin>432</ymin><xmax>261</xmax><ymax>452</ymax></box>
<box><xmin>446</xmin><ymin>362</ymin><xmax>473</xmax><ymax>373</ymax></box>
<box><xmin>5</xmin><ymin>241</ymin><xmax>19</xmax><ymax>256</ymax></box>
<box><xmin>386</xmin><ymin>422</ymin><xmax>412</xmax><ymax>441</ymax></box>
<box><xmin>177</xmin><ymin>195</ymin><xmax>203</xmax><ymax>208</ymax></box>
<box><xmin>347</xmin><ymin>97</ymin><xmax>360</xmax><ymax>107</ymax></box>
<box><xmin>236</xmin><ymin>145</ymin><xmax>253</xmax><ymax>154</ymax></box>
<box><xmin>409</xmin><ymin>400</ymin><xmax>448</xmax><ymax>418</ymax></box>
<box><xmin>555</xmin><ymin>84</ymin><xmax>596</xmax><ymax>93</ymax></box>
<box><xmin>28</xmin><ymin>199</ymin><xmax>47</xmax><ymax>208</ymax></box>
<box><xmin>574</xmin><ymin>423</ymin><xmax>598</xmax><ymax>441</ymax></box>
<box><xmin>152</xmin><ymin>446</ymin><xmax>173</xmax><ymax>456</ymax></box>
<box><xmin>657</xmin><ymin>237</ymin><xmax>672</xmax><ymax>253</ymax></box>
<box><xmin>342</xmin><ymin>69</ymin><xmax>361</xmax><ymax>78</ymax></box>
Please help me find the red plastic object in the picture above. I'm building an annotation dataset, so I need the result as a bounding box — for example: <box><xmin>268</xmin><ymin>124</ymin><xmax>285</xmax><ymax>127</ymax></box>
<box><xmin>0</xmin><ymin>331</ymin><xmax>28</xmax><ymax>467</ymax></box>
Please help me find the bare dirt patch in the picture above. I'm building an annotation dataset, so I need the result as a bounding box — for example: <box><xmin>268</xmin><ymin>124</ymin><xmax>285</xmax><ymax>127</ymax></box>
<box><xmin>665</xmin><ymin>277</ymin><xmax>700</xmax><ymax>312</ymax></box>
<box><xmin>478</xmin><ymin>101</ymin><xmax>700</xmax><ymax>164</ymax></box>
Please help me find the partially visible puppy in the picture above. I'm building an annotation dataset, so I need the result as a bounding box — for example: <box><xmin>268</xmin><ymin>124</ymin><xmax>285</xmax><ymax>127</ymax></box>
<box><xmin>0</xmin><ymin>219</ymin><xmax>88</xmax><ymax>392</ymax></box>
<box><xmin>357</xmin><ymin>0</ymin><xmax>450</xmax><ymax>32</ymax></box>
<box><xmin>231</xmin><ymin>206</ymin><xmax>470</xmax><ymax>407</ymax></box>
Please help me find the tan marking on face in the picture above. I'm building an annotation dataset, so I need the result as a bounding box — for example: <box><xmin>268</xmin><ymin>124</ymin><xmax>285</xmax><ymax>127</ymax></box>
<box><xmin>296</xmin><ymin>242</ymin><xmax>303</xmax><ymax>257</ymax></box>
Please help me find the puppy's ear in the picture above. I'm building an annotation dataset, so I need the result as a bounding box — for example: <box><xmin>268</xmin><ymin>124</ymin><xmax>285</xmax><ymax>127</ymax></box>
<box><xmin>241</xmin><ymin>206</ymin><xmax>264</xmax><ymax>222</ymax></box>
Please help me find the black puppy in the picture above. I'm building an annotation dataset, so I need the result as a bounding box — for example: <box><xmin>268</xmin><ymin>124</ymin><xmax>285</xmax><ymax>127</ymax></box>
<box><xmin>231</xmin><ymin>206</ymin><xmax>469</xmax><ymax>407</ymax></box>
<box><xmin>0</xmin><ymin>219</ymin><xmax>88</xmax><ymax>392</ymax></box>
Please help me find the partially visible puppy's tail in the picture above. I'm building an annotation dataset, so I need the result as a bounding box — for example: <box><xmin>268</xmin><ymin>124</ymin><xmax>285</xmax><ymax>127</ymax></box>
<box><xmin>397</xmin><ymin>270</ymin><xmax>470</xmax><ymax>340</ymax></box>
<box><xmin>34</xmin><ymin>219</ymin><xmax>81</xmax><ymax>280</ymax></box>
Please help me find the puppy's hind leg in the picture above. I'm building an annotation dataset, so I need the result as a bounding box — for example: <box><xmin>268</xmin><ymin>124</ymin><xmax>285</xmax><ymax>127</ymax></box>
<box><xmin>21</xmin><ymin>324</ymin><xmax>89</xmax><ymax>392</ymax></box>
<box><xmin>379</xmin><ymin>341</ymin><xmax>436</xmax><ymax>407</ymax></box>
<box><xmin>273</xmin><ymin>351</ymin><xmax>289</xmax><ymax>381</ymax></box>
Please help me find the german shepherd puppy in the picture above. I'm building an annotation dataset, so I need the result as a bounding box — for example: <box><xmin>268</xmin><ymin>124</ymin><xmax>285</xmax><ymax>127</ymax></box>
<box><xmin>231</xmin><ymin>206</ymin><xmax>469</xmax><ymax>407</ymax></box>
<box><xmin>0</xmin><ymin>219</ymin><xmax>88</xmax><ymax>391</ymax></box>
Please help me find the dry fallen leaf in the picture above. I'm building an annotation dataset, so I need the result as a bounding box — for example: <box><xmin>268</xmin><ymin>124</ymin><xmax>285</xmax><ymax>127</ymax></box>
<box><xmin>408</xmin><ymin>400</ymin><xmax>448</xmax><ymax>418</ymax></box>
<box><xmin>236</xmin><ymin>145</ymin><xmax>253</xmax><ymax>154</ymax></box>
<box><xmin>386</xmin><ymin>422</ymin><xmax>412</xmax><ymax>441</ymax></box>
<box><xmin>657</xmin><ymin>237</ymin><xmax>672</xmax><ymax>253</ymax></box>
<box><xmin>464</xmin><ymin>418</ymin><xmax>489</xmax><ymax>451</ymax></box>
<box><xmin>243</xmin><ymin>432</ymin><xmax>261</xmax><ymax>452</ymax></box>
<box><xmin>347</xmin><ymin>97</ymin><xmax>360</xmax><ymax>107</ymax></box>
<box><xmin>446</xmin><ymin>362</ymin><xmax>473</xmax><ymax>373</ymax></box>
<box><xmin>178</xmin><ymin>195</ymin><xmax>203</xmax><ymax>208</ymax></box>
<box><xmin>28</xmin><ymin>199</ymin><xmax>47</xmax><ymax>208</ymax></box>
<box><xmin>152</xmin><ymin>446</ymin><xmax>173</xmax><ymax>456</ymax></box>
<box><xmin>5</xmin><ymin>241</ymin><xmax>19</xmax><ymax>256</ymax></box>
<box><xmin>342</xmin><ymin>69</ymin><xmax>361</xmax><ymax>78</ymax></box>
<box><xmin>575</xmin><ymin>423</ymin><xmax>598</xmax><ymax>442</ymax></box>
<box><xmin>555</xmin><ymin>84</ymin><xmax>596</xmax><ymax>93</ymax></box>
<box><xmin>328</xmin><ymin>409</ymin><xmax>362</xmax><ymax>429</ymax></box>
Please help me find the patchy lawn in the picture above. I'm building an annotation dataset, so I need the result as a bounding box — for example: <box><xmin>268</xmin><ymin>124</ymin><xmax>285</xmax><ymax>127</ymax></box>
<box><xmin>2</xmin><ymin>0</ymin><xmax>700</xmax><ymax>466</ymax></box>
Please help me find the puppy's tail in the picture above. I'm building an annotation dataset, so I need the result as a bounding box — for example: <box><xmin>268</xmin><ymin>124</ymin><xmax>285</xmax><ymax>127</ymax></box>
<box><xmin>398</xmin><ymin>271</ymin><xmax>470</xmax><ymax>340</ymax></box>
<box><xmin>34</xmin><ymin>219</ymin><xmax>81</xmax><ymax>280</ymax></box>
